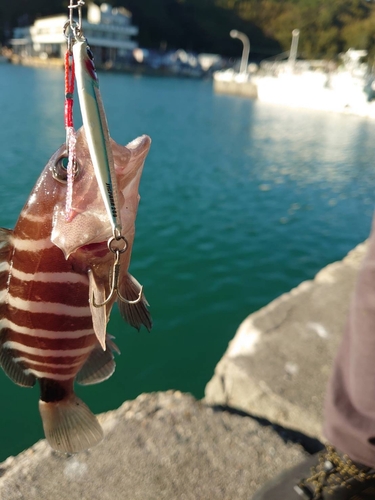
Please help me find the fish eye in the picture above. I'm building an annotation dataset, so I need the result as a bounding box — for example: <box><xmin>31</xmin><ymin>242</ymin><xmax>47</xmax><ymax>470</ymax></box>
<box><xmin>52</xmin><ymin>155</ymin><xmax>79</xmax><ymax>183</ymax></box>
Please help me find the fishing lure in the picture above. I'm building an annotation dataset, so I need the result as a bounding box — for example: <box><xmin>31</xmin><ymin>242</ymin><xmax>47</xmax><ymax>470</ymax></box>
<box><xmin>72</xmin><ymin>35</ymin><xmax>121</xmax><ymax>236</ymax></box>
<box><xmin>65</xmin><ymin>4</ymin><xmax>144</xmax><ymax>310</ymax></box>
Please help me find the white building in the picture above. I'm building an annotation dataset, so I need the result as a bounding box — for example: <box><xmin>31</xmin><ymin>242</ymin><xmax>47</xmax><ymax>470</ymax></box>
<box><xmin>11</xmin><ymin>3</ymin><xmax>138</xmax><ymax>66</ymax></box>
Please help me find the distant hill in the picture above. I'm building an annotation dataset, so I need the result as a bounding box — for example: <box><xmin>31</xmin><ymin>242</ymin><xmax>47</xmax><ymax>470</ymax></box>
<box><xmin>2</xmin><ymin>0</ymin><xmax>375</xmax><ymax>60</ymax></box>
<box><xmin>0</xmin><ymin>0</ymin><xmax>280</xmax><ymax>58</ymax></box>
<box><xmin>108</xmin><ymin>0</ymin><xmax>281</xmax><ymax>57</ymax></box>
<box><xmin>222</xmin><ymin>0</ymin><xmax>375</xmax><ymax>60</ymax></box>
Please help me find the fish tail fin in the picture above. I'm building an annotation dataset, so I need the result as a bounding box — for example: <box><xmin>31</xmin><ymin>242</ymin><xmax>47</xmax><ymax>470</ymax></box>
<box><xmin>39</xmin><ymin>394</ymin><xmax>103</xmax><ymax>453</ymax></box>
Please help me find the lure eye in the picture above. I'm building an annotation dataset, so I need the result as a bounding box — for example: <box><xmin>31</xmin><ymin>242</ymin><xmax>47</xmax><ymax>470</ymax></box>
<box><xmin>52</xmin><ymin>155</ymin><xmax>79</xmax><ymax>183</ymax></box>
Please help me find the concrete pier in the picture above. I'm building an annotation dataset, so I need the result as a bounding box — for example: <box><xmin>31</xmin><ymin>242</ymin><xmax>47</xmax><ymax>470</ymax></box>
<box><xmin>205</xmin><ymin>241</ymin><xmax>367</xmax><ymax>440</ymax></box>
<box><xmin>213</xmin><ymin>79</ymin><xmax>258</xmax><ymax>98</ymax></box>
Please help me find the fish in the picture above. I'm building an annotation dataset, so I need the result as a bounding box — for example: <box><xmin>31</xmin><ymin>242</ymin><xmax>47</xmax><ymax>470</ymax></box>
<box><xmin>0</xmin><ymin>127</ymin><xmax>152</xmax><ymax>453</ymax></box>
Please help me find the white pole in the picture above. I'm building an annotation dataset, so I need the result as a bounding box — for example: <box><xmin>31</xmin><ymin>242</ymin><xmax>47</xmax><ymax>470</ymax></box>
<box><xmin>288</xmin><ymin>29</ymin><xmax>300</xmax><ymax>71</ymax></box>
<box><xmin>230</xmin><ymin>30</ymin><xmax>250</xmax><ymax>75</ymax></box>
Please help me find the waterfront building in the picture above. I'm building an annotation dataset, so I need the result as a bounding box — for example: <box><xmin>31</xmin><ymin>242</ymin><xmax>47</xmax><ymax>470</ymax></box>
<box><xmin>10</xmin><ymin>3</ymin><xmax>138</xmax><ymax>67</ymax></box>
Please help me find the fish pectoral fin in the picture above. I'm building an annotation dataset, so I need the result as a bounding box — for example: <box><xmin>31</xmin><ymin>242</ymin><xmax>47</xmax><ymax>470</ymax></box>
<box><xmin>117</xmin><ymin>273</ymin><xmax>152</xmax><ymax>332</ymax></box>
<box><xmin>76</xmin><ymin>336</ymin><xmax>119</xmax><ymax>386</ymax></box>
<box><xmin>88</xmin><ymin>270</ymin><xmax>108</xmax><ymax>351</ymax></box>
<box><xmin>0</xmin><ymin>228</ymin><xmax>13</xmax><ymax>243</ymax></box>
<box><xmin>39</xmin><ymin>394</ymin><xmax>103</xmax><ymax>453</ymax></box>
<box><xmin>0</xmin><ymin>346</ymin><xmax>36</xmax><ymax>387</ymax></box>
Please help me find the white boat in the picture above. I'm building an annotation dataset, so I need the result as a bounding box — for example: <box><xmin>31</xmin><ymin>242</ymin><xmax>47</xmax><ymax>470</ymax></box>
<box><xmin>254</xmin><ymin>46</ymin><xmax>375</xmax><ymax>119</ymax></box>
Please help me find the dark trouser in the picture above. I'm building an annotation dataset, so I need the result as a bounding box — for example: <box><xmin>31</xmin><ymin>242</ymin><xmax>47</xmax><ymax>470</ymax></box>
<box><xmin>324</xmin><ymin>219</ymin><xmax>375</xmax><ymax>468</ymax></box>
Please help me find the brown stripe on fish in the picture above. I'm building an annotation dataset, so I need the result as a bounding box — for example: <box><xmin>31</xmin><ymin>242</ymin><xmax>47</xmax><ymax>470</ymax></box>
<box><xmin>7</xmin><ymin>293</ymin><xmax>90</xmax><ymax>318</ymax></box>
<box><xmin>0</xmin><ymin>307</ymin><xmax>8</xmax><ymax>339</ymax></box>
<box><xmin>0</xmin><ymin>339</ymin><xmax>94</xmax><ymax>384</ymax></box>
<box><xmin>7</xmin><ymin>309</ymin><xmax>92</xmax><ymax>331</ymax></box>
<box><xmin>11</xmin><ymin>349</ymin><xmax>87</xmax><ymax>366</ymax></box>
<box><xmin>2</xmin><ymin>332</ymin><xmax>96</xmax><ymax>351</ymax></box>
<box><xmin>10</xmin><ymin>245</ymin><xmax>77</xmax><ymax>274</ymax></box>
<box><xmin>2</xmin><ymin>341</ymin><xmax>94</xmax><ymax>372</ymax></box>
<box><xmin>5</xmin><ymin>353</ymin><xmax>81</xmax><ymax>380</ymax></box>
<box><xmin>23</xmin><ymin>366</ymin><xmax>80</xmax><ymax>381</ymax></box>
<box><xmin>1</xmin><ymin>320</ymin><xmax>93</xmax><ymax>340</ymax></box>
<box><xmin>8</xmin><ymin>275</ymin><xmax>89</xmax><ymax>307</ymax></box>
<box><xmin>2</xmin><ymin>347</ymin><xmax>93</xmax><ymax>367</ymax></box>
<box><xmin>14</xmin><ymin>213</ymin><xmax>52</xmax><ymax>240</ymax></box>
<box><xmin>15</xmin><ymin>357</ymin><xmax>82</xmax><ymax>371</ymax></box>
<box><xmin>14</xmin><ymin>354</ymin><xmax>82</xmax><ymax>368</ymax></box>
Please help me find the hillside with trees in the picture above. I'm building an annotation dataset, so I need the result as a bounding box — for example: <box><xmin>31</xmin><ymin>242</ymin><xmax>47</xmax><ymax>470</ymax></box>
<box><xmin>217</xmin><ymin>0</ymin><xmax>375</xmax><ymax>59</ymax></box>
<box><xmin>1</xmin><ymin>0</ymin><xmax>375</xmax><ymax>60</ymax></box>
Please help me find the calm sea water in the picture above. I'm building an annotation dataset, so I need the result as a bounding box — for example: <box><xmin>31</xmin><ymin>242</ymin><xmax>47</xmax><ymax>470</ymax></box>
<box><xmin>0</xmin><ymin>64</ymin><xmax>374</xmax><ymax>460</ymax></box>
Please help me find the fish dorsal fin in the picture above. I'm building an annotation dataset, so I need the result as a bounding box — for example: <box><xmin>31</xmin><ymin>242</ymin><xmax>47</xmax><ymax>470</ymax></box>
<box><xmin>88</xmin><ymin>270</ymin><xmax>108</xmax><ymax>351</ymax></box>
<box><xmin>76</xmin><ymin>336</ymin><xmax>120</xmax><ymax>386</ymax></box>
<box><xmin>117</xmin><ymin>273</ymin><xmax>152</xmax><ymax>331</ymax></box>
<box><xmin>0</xmin><ymin>346</ymin><xmax>36</xmax><ymax>387</ymax></box>
<box><xmin>0</xmin><ymin>228</ymin><xmax>13</xmax><ymax>260</ymax></box>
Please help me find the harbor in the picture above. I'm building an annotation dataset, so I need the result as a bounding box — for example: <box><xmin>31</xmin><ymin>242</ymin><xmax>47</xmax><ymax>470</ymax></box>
<box><xmin>5</xmin><ymin>6</ymin><xmax>375</xmax><ymax>119</ymax></box>
<box><xmin>0</xmin><ymin>61</ymin><xmax>373</xmax><ymax>462</ymax></box>
<box><xmin>2</xmin><ymin>1</ymin><xmax>375</xmax><ymax>498</ymax></box>
<box><xmin>214</xmin><ymin>30</ymin><xmax>375</xmax><ymax>119</ymax></box>
<box><xmin>6</xmin><ymin>3</ymin><xmax>221</xmax><ymax>77</ymax></box>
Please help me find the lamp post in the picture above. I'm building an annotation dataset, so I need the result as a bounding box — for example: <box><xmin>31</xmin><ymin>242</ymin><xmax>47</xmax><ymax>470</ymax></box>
<box><xmin>288</xmin><ymin>29</ymin><xmax>300</xmax><ymax>71</ymax></box>
<box><xmin>230</xmin><ymin>30</ymin><xmax>250</xmax><ymax>75</ymax></box>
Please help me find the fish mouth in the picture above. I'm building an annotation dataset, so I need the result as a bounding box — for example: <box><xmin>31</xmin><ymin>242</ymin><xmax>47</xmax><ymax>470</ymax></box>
<box><xmin>51</xmin><ymin>202</ymin><xmax>113</xmax><ymax>259</ymax></box>
<box><xmin>79</xmin><ymin>241</ymin><xmax>109</xmax><ymax>258</ymax></box>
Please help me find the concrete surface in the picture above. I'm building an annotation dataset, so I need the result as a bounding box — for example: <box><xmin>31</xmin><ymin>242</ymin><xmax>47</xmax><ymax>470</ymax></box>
<box><xmin>213</xmin><ymin>79</ymin><xmax>258</xmax><ymax>98</ymax></box>
<box><xmin>0</xmin><ymin>391</ymin><xmax>307</xmax><ymax>500</ymax></box>
<box><xmin>205</xmin><ymin>242</ymin><xmax>368</xmax><ymax>441</ymax></box>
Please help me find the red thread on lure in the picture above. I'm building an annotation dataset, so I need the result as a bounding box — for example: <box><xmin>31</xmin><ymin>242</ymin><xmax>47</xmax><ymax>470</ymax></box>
<box><xmin>64</xmin><ymin>51</ymin><xmax>75</xmax><ymax>128</ymax></box>
<box><xmin>64</xmin><ymin>50</ymin><xmax>77</xmax><ymax>221</ymax></box>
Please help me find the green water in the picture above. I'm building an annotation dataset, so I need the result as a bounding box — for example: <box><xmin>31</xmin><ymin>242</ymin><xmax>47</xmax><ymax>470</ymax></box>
<box><xmin>0</xmin><ymin>64</ymin><xmax>374</xmax><ymax>460</ymax></box>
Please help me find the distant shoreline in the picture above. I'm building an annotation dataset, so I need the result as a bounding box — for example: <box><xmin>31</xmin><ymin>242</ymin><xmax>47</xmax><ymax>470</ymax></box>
<box><xmin>9</xmin><ymin>54</ymin><xmax>208</xmax><ymax>78</ymax></box>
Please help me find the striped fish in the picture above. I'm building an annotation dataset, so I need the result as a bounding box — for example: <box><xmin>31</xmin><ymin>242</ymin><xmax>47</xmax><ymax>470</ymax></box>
<box><xmin>0</xmin><ymin>128</ymin><xmax>151</xmax><ymax>454</ymax></box>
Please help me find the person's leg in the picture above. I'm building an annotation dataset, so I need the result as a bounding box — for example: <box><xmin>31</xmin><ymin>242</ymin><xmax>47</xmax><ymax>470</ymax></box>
<box><xmin>252</xmin><ymin>219</ymin><xmax>375</xmax><ymax>499</ymax></box>
<box><xmin>324</xmin><ymin>219</ymin><xmax>375</xmax><ymax>467</ymax></box>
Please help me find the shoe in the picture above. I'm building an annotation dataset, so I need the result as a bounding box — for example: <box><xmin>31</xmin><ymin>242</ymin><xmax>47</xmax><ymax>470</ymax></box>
<box><xmin>252</xmin><ymin>445</ymin><xmax>375</xmax><ymax>499</ymax></box>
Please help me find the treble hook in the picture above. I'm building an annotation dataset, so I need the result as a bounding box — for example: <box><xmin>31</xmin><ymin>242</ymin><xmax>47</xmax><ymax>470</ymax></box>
<box><xmin>92</xmin><ymin>235</ymin><xmax>144</xmax><ymax>308</ymax></box>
